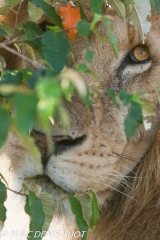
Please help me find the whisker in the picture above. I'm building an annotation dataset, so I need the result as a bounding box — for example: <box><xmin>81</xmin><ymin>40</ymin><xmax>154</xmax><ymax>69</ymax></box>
<box><xmin>110</xmin><ymin>153</ymin><xmax>137</xmax><ymax>163</ymax></box>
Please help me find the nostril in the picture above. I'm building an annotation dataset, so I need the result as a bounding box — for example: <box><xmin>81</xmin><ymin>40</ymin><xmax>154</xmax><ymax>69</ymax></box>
<box><xmin>54</xmin><ymin>135</ymin><xmax>86</xmax><ymax>156</ymax></box>
<box><xmin>31</xmin><ymin>130</ymin><xmax>86</xmax><ymax>160</ymax></box>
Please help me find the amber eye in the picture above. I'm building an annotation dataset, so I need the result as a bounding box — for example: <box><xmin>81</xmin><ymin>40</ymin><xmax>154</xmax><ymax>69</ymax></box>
<box><xmin>128</xmin><ymin>45</ymin><xmax>150</xmax><ymax>63</ymax></box>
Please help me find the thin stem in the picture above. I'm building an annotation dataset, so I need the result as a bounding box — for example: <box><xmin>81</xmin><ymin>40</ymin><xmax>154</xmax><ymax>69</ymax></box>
<box><xmin>0</xmin><ymin>43</ymin><xmax>44</xmax><ymax>69</ymax></box>
<box><xmin>13</xmin><ymin>0</ymin><xmax>24</xmax><ymax>33</ymax></box>
<box><xmin>6</xmin><ymin>187</ymin><xmax>26</xmax><ymax>196</ymax></box>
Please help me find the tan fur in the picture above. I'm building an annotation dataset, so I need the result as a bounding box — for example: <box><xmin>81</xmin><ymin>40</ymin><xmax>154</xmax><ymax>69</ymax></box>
<box><xmin>0</xmin><ymin>1</ymin><xmax>160</xmax><ymax>239</ymax></box>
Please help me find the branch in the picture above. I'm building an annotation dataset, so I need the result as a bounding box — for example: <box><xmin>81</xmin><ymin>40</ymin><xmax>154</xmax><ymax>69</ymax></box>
<box><xmin>0</xmin><ymin>43</ymin><xmax>44</xmax><ymax>69</ymax></box>
<box><xmin>13</xmin><ymin>0</ymin><xmax>24</xmax><ymax>33</ymax></box>
<box><xmin>6</xmin><ymin>187</ymin><xmax>27</xmax><ymax>196</ymax></box>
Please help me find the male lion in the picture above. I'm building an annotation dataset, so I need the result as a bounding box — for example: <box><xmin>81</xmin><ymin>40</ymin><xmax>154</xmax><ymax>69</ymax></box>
<box><xmin>0</xmin><ymin>1</ymin><xmax>160</xmax><ymax>240</ymax></box>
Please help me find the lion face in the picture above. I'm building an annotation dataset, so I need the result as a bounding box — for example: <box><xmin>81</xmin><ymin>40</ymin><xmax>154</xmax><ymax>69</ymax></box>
<box><xmin>0</xmin><ymin>3</ymin><xmax>160</xmax><ymax>238</ymax></box>
<box><xmin>1</xmin><ymin>5</ymin><xmax>160</xmax><ymax>212</ymax></box>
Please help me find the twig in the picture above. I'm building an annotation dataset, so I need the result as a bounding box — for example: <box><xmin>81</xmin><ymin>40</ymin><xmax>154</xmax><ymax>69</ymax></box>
<box><xmin>3</xmin><ymin>30</ymin><xmax>24</xmax><ymax>44</ymax></box>
<box><xmin>6</xmin><ymin>187</ymin><xmax>27</xmax><ymax>196</ymax></box>
<box><xmin>6</xmin><ymin>25</ymin><xmax>78</xmax><ymax>46</ymax></box>
<box><xmin>13</xmin><ymin>0</ymin><xmax>24</xmax><ymax>33</ymax></box>
<box><xmin>0</xmin><ymin>43</ymin><xmax>44</xmax><ymax>69</ymax></box>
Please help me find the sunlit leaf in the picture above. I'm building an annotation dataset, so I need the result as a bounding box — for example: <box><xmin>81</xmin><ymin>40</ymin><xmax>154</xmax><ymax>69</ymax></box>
<box><xmin>108</xmin><ymin>0</ymin><xmax>126</xmax><ymax>18</ymax></box>
<box><xmin>123</xmin><ymin>0</ymin><xmax>151</xmax><ymax>42</ymax></box>
<box><xmin>90</xmin><ymin>13</ymin><xmax>102</xmax><ymax>30</ymax></box>
<box><xmin>29</xmin><ymin>0</ymin><xmax>62</xmax><ymax>28</ymax></box>
<box><xmin>60</xmin><ymin>68</ymin><xmax>87</xmax><ymax>99</ymax></box>
<box><xmin>0</xmin><ymin>0</ymin><xmax>21</xmax><ymax>15</ymax></box>
<box><xmin>142</xmin><ymin>99</ymin><xmax>156</xmax><ymax>117</ymax></box>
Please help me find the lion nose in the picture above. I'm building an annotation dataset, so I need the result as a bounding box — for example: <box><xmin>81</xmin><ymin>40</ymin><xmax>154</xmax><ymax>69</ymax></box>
<box><xmin>31</xmin><ymin>130</ymin><xmax>83</xmax><ymax>166</ymax></box>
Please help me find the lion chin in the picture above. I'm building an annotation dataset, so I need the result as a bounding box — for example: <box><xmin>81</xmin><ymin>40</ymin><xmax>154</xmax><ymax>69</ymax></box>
<box><xmin>0</xmin><ymin>0</ymin><xmax>160</xmax><ymax>240</ymax></box>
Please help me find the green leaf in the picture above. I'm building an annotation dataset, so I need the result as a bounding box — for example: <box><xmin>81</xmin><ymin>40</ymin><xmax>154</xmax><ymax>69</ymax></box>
<box><xmin>13</xmin><ymin>93</ymin><xmax>38</xmax><ymax>134</ymax></box>
<box><xmin>90</xmin><ymin>13</ymin><xmax>102</xmax><ymax>30</ymax></box>
<box><xmin>103</xmin><ymin>18</ymin><xmax>118</xmax><ymax>58</ymax></box>
<box><xmin>76</xmin><ymin>63</ymin><xmax>93</xmax><ymax>74</ymax></box>
<box><xmin>27</xmin><ymin>68</ymin><xmax>46</xmax><ymax>89</ymax></box>
<box><xmin>39</xmin><ymin>192</ymin><xmax>54</xmax><ymax>232</ymax></box>
<box><xmin>25</xmin><ymin>190</ymin><xmax>45</xmax><ymax>240</ymax></box>
<box><xmin>125</xmin><ymin>102</ymin><xmax>143</xmax><ymax>138</ymax></box>
<box><xmin>29</xmin><ymin>0</ymin><xmax>63</xmax><ymax>28</ymax></box>
<box><xmin>123</xmin><ymin>0</ymin><xmax>151</xmax><ymax>42</ymax></box>
<box><xmin>90</xmin><ymin>0</ymin><xmax>105</xmax><ymax>14</ymax></box>
<box><xmin>77</xmin><ymin>19</ymin><xmax>91</xmax><ymax>39</ymax></box>
<box><xmin>142</xmin><ymin>99</ymin><xmax>156</xmax><ymax>117</ymax></box>
<box><xmin>36</xmin><ymin>78</ymin><xmax>62</xmax><ymax>128</ymax></box>
<box><xmin>150</xmin><ymin>0</ymin><xmax>160</xmax><ymax>13</ymax></box>
<box><xmin>0</xmin><ymin>28</ymin><xmax>7</xmax><ymax>37</ymax></box>
<box><xmin>0</xmin><ymin>70</ymin><xmax>22</xmax><ymax>85</ymax></box>
<box><xmin>76</xmin><ymin>2</ymin><xmax>88</xmax><ymax>20</ymax></box>
<box><xmin>0</xmin><ymin>0</ymin><xmax>21</xmax><ymax>15</ymax></box>
<box><xmin>69</xmin><ymin>195</ymin><xmax>88</xmax><ymax>240</ymax></box>
<box><xmin>0</xmin><ymin>181</ymin><xmax>6</xmax><ymax>222</ymax></box>
<box><xmin>77</xmin><ymin>194</ymin><xmax>92</xmax><ymax>226</ymax></box>
<box><xmin>62</xmin><ymin>81</ymin><xmax>74</xmax><ymax>102</ymax></box>
<box><xmin>88</xmin><ymin>190</ymin><xmax>99</xmax><ymax>230</ymax></box>
<box><xmin>85</xmin><ymin>43</ymin><xmax>94</xmax><ymax>63</ymax></box>
<box><xmin>0</xmin><ymin>22</ymin><xmax>13</xmax><ymax>36</ymax></box>
<box><xmin>22</xmin><ymin>22</ymin><xmax>44</xmax><ymax>46</ymax></box>
<box><xmin>108</xmin><ymin>0</ymin><xmax>126</xmax><ymax>18</ymax></box>
<box><xmin>42</xmin><ymin>31</ymin><xmax>71</xmax><ymax>73</ymax></box>
<box><xmin>0</xmin><ymin>55</ymin><xmax>6</xmax><ymax>72</ymax></box>
<box><xmin>119</xmin><ymin>90</ymin><xmax>133</xmax><ymax>106</ymax></box>
<box><xmin>28</xmin><ymin>2</ymin><xmax>44</xmax><ymax>22</ymax></box>
<box><xmin>0</xmin><ymin>107</ymin><xmax>10</xmax><ymax>148</ymax></box>
<box><xmin>106</xmin><ymin>89</ymin><xmax>118</xmax><ymax>107</ymax></box>
<box><xmin>21</xmin><ymin>68</ymin><xmax>33</xmax><ymax>83</ymax></box>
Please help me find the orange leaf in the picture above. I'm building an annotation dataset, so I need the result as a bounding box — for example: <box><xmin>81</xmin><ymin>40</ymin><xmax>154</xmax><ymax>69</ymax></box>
<box><xmin>59</xmin><ymin>2</ymin><xmax>81</xmax><ymax>40</ymax></box>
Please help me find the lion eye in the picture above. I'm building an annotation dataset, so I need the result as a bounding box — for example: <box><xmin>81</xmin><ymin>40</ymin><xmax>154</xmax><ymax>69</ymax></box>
<box><xmin>127</xmin><ymin>45</ymin><xmax>150</xmax><ymax>63</ymax></box>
